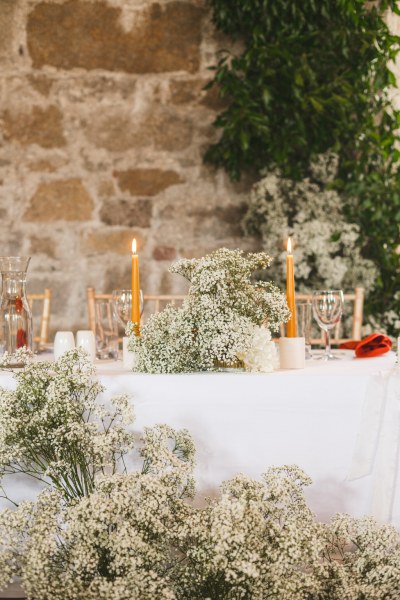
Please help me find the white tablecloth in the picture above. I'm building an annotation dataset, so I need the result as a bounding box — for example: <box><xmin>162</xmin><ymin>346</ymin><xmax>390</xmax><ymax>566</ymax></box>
<box><xmin>0</xmin><ymin>351</ymin><xmax>398</xmax><ymax>527</ymax></box>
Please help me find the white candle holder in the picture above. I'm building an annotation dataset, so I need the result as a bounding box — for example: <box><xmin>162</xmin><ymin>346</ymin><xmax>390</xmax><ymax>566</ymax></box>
<box><xmin>122</xmin><ymin>336</ymin><xmax>138</xmax><ymax>371</ymax></box>
<box><xmin>279</xmin><ymin>337</ymin><xmax>306</xmax><ymax>369</ymax></box>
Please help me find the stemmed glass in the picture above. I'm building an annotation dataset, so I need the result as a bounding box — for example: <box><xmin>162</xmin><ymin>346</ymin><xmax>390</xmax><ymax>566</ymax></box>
<box><xmin>312</xmin><ymin>290</ymin><xmax>344</xmax><ymax>360</ymax></box>
<box><xmin>111</xmin><ymin>289</ymin><xmax>144</xmax><ymax>331</ymax></box>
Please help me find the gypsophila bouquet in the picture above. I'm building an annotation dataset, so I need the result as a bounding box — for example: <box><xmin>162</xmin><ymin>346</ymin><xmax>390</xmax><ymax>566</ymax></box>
<box><xmin>176</xmin><ymin>465</ymin><xmax>324</xmax><ymax>599</ymax></box>
<box><xmin>1</xmin><ymin>353</ymin><xmax>400</xmax><ymax>598</ymax></box>
<box><xmin>129</xmin><ymin>249</ymin><xmax>290</xmax><ymax>373</ymax></box>
<box><xmin>0</xmin><ymin>351</ymin><xmax>196</xmax><ymax>599</ymax></box>
<box><xmin>0</xmin><ymin>347</ymin><xmax>32</xmax><ymax>368</ymax></box>
<box><xmin>316</xmin><ymin>514</ymin><xmax>400</xmax><ymax>599</ymax></box>
<box><xmin>0</xmin><ymin>428</ymin><xmax>196</xmax><ymax>600</ymax></box>
<box><xmin>243</xmin><ymin>153</ymin><xmax>377</xmax><ymax>296</ymax></box>
<box><xmin>0</xmin><ymin>348</ymin><xmax>136</xmax><ymax>504</ymax></box>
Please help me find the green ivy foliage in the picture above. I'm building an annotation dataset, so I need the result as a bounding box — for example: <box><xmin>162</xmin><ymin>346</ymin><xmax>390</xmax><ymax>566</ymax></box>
<box><xmin>205</xmin><ymin>0</ymin><xmax>400</xmax><ymax>335</ymax></box>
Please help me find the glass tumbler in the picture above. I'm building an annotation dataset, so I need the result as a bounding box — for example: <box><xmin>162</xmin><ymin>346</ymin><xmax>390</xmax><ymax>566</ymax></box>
<box><xmin>95</xmin><ymin>300</ymin><xmax>119</xmax><ymax>360</ymax></box>
<box><xmin>295</xmin><ymin>301</ymin><xmax>312</xmax><ymax>359</ymax></box>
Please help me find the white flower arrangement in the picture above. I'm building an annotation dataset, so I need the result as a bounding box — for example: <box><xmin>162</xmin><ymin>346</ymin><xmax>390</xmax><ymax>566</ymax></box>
<box><xmin>0</xmin><ymin>348</ymin><xmax>136</xmax><ymax>505</ymax></box>
<box><xmin>128</xmin><ymin>248</ymin><xmax>290</xmax><ymax>373</ymax></box>
<box><xmin>243</xmin><ymin>153</ymin><xmax>378</xmax><ymax>297</ymax></box>
<box><xmin>0</xmin><ymin>353</ymin><xmax>399</xmax><ymax>598</ymax></box>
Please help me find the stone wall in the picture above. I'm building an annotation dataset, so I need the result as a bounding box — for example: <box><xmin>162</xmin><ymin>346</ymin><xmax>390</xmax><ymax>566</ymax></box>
<box><xmin>0</xmin><ymin>0</ymin><xmax>254</xmax><ymax>334</ymax></box>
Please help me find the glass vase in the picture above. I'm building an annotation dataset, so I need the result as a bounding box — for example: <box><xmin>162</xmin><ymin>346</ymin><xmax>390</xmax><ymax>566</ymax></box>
<box><xmin>0</xmin><ymin>257</ymin><xmax>33</xmax><ymax>358</ymax></box>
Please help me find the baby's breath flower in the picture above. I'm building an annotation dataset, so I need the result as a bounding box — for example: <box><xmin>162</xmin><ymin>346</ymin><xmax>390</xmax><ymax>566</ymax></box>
<box><xmin>243</xmin><ymin>153</ymin><xmax>378</xmax><ymax>337</ymax></box>
<box><xmin>0</xmin><ymin>349</ymin><xmax>136</xmax><ymax>505</ymax></box>
<box><xmin>0</xmin><ymin>352</ymin><xmax>400</xmax><ymax>598</ymax></box>
<box><xmin>0</xmin><ymin>347</ymin><xmax>33</xmax><ymax>368</ymax></box>
<box><xmin>129</xmin><ymin>248</ymin><xmax>290</xmax><ymax>373</ymax></box>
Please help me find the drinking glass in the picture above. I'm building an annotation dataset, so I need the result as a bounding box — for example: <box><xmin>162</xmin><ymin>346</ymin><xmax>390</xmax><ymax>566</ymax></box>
<box><xmin>312</xmin><ymin>290</ymin><xmax>344</xmax><ymax>360</ymax></box>
<box><xmin>111</xmin><ymin>289</ymin><xmax>144</xmax><ymax>329</ymax></box>
<box><xmin>95</xmin><ymin>301</ymin><xmax>118</xmax><ymax>360</ymax></box>
<box><xmin>296</xmin><ymin>301</ymin><xmax>312</xmax><ymax>359</ymax></box>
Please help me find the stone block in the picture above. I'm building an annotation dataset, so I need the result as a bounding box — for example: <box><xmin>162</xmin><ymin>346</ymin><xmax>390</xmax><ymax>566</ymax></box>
<box><xmin>86</xmin><ymin>108</ymin><xmax>194</xmax><ymax>153</ymax></box>
<box><xmin>97</xmin><ymin>180</ymin><xmax>116</xmax><ymax>198</ymax></box>
<box><xmin>28</xmin><ymin>158</ymin><xmax>68</xmax><ymax>172</ymax></box>
<box><xmin>82</xmin><ymin>229</ymin><xmax>145</xmax><ymax>255</ymax></box>
<box><xmin>100</xmin><ymin>198</ymin><xmax>153</xmax><ymax>228</ymax></box>
<box><xmin>215</xmin><ymin>203</ymin><xmax>248</xmax><ymax>236</ymax></box>
<box><xmin>85</xmin><ymin>114</ymin><xmax>136</xmax><ymax>152</ymax></box>
<box><xmin>216</xmin><ymin>203</ymin><xmax>248</xmax><ymax>225</ymax></box>
<box><xmin>28</xmin><ymin>75</ymin><xmax>54</xmax><ymax>97</ymax></box>
<box><xmin>169</xmin><ymin>78</ymin><xmax>205</xmax><ymax>105</ymax></box>
<box><xmin>103</xmin><ymin>263</ymin><xmax>132</xmax><ymax>295</ymax></box>
<box><xmin>152</xmin><ymin>245</ymin><xmax>177</xmax><ymax>261</ymax></box>
<box><xmin>148</xmin><ymin>109</ymin><xmax>194</xmax><ymax>152</ymax></box>
<box><xmin>2</xmin><ymin>105</ymin><xmax>66</xmax><ymax>148</ymax></box>
<box><xmin>114</xmin><ymin>169</ymin><xmax>183</xmax><ymax>197</ymax></box>
<box><xmin>0</xmin><ymin>0</ymin><xmax>16</xmax><ymax>59</ymax></box>
<box><xmin>200</xmin><ymin>83</ymin><xmax>230</xmax><ymax>111</ymax></box>
<box><xmin>30</xmin><ymin>235</ymin><xmax>56</xmax><ymax>258</ymax></box>
<box><xmin>25</xmin><ymin>179</ymin><xmax>93</xmax><ymax>221</ymax></box>
<box><xmin>27</xmin><ymin>1</ymin><xmax>204</xmax><ymax>74</ymax></box>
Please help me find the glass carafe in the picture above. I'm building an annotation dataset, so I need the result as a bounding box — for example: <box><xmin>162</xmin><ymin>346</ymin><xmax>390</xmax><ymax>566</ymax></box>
<box><xmin>0</xmin><ymin>257</ymin><xmax>32</xmax><ymax>356</ymax></box>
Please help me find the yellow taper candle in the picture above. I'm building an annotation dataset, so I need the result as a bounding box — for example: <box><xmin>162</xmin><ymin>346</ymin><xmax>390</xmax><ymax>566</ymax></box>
<box><xmin>131</xmin><ymin>238</ymin><xmax>141</xmax><ymax>336</ymax></box>
<box><xmin>286</xmin><ymin>237</ymin><xmax>297</xmax><ymax>337</ymax></box>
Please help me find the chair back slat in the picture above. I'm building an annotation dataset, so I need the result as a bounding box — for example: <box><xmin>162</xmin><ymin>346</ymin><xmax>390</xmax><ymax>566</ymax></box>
<box><xmin>86</xmin><ymin>287</ymin><xmax>97</xmax><ymax>334</ymax></box>
<box><xmin>86</xmin><ymin>289</ymin><xmax>186</xmax><ymax>332</ymax></box>
<box><xmin>351</xmin><ymin>287</ymin><xmax>364</xmax><ymax>340</ymax></box>
<box><xmin>143</xmin><ymin>294</ymin><xmax>185</xmax><ymax>315</ymax></box>
<box><xmin>281</xmin><ymin>288</ymin><xmax>364</xmax><ymax>345</ymax></box>
<box><xmin>87</xmin><ymin>287</ymin><xmax>364</xmax><ymax>347</ymax></box>
<box><xmin>27</xmin><ymin>288</ymin><xmax>52</xmax><ymax>346</ymax></box>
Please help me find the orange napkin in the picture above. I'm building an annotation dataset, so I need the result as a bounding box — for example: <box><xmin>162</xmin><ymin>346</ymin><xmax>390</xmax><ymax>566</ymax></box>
<box><xmin>340</xmin><ymin>333</ymin><xmax>392</xmax><ymax>358</ymax></box>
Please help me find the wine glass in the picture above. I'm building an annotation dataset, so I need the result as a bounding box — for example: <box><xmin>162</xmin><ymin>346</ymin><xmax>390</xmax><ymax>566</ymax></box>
<box><xmin>312</xmin><ymin>290</ymin><xmax>344</xmax><ymax>360</ymax></box>
<box><xmin>111</xmin><ymin>289</ymin><xmax>144</xmax><ymax>330</ymax></box>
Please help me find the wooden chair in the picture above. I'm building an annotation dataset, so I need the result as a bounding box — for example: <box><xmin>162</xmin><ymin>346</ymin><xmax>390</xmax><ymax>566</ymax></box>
<box><xmin>86</xmin><ymin>288</ymin><xmax>186</xmax><ymax>333</ymax></box>
<box><xmin>280</xmin><ymin>287</ymin><xmax>364</xmax><ymax>345</ymax></box>
<box><xmin>87</xmin><ymin>288</ymin><xmax>114</xmax><ymax>334</ymax></box>
<box><xmin>142</xmin><ymin>294</ymin><xmax>186</xmax><ymax>315</ymax></box>
<box><xmin>27</xmin><ymin>288</ymin><xmax>52</xmax><ymax>347</ymax></box>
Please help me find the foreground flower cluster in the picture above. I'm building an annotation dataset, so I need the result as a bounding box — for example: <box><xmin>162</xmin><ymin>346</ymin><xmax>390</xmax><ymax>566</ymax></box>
<box><xmin>128</xmin><ymin>248</ymin><xmax>289</xmax><ymax>373</ymax></box>
<box><xmin>0</xmin><ymin>351</ymin><xmax>399</xmax><ymax>599</ymax></box>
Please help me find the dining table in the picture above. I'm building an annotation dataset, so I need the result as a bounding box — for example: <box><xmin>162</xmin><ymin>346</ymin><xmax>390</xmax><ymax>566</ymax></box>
<box><xmin>0</xmin><ymin>350</ymin><xmax>398</xmax><ymax>527</ymax></box>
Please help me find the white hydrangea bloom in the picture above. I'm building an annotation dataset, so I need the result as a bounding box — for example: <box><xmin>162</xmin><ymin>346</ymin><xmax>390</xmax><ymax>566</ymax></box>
<box><xmin>237</xmin><ymin>326</ymin><xmax>278</xmax><ymax>373</ymax></box>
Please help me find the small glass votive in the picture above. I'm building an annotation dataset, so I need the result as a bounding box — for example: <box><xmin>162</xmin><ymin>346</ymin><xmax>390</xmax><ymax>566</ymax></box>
<box><xmin>296</xmin><ymin>301</ymin><xmax>312</xmax><ymax>359</ymax></box>
<box><xmin>94</xmin><ymin>301</ymin><xmax>118</xmax><ymax>360</ymax></box>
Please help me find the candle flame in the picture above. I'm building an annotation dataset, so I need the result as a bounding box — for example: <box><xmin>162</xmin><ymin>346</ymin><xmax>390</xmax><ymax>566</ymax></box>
<box><xmin>287</xmin><ymin>237</ymin><xmax>292</xmax><ymax>253</ymax></box>
<box><xmin>132</xmin><ymin>238</ymin><xmax>137</xmax><ymax>254</ymax></box>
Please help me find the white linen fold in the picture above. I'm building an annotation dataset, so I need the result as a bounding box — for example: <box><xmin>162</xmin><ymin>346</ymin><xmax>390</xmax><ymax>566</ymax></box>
<box><xmin>348</xmin><ymin>368</ymin><xmax>400</xmax><ymax>522</ymax></box>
